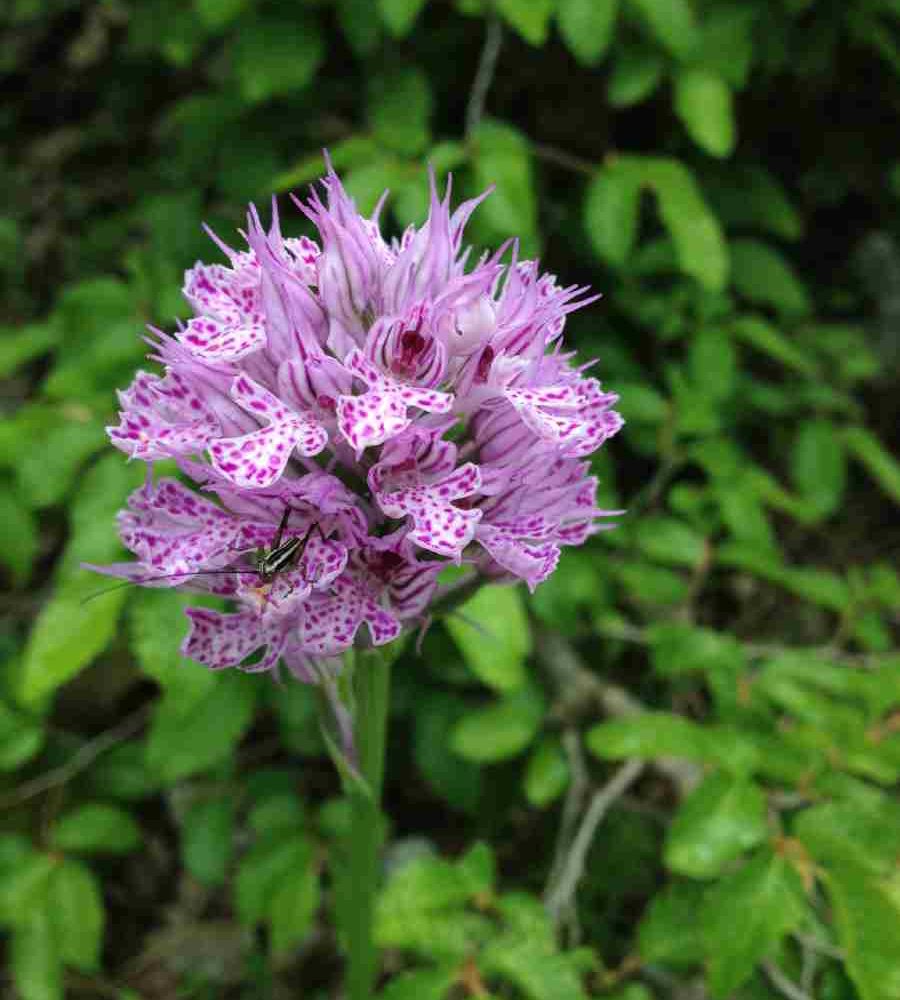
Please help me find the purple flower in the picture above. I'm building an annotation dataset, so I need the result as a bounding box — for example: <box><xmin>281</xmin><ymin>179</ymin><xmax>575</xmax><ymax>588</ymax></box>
<box><xmin>100</xmin><ymin>160</ymin><xmax>622</xmax><ymax>674</ymax></box>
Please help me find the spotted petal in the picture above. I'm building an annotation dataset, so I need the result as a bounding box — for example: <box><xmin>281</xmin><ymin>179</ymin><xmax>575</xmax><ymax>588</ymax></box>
<box><xmin>209</xmin><ymin>375</ymin><xmax>328</xmax><ymax>489</ymax></box>
<box><xmin>182</xmin><ymin>607</ymin><xmax>284</xmax><ymax>672</ymax></box>
<box><xmin>177</xmin><ymin>315</ymin><xmax>266</xmax><ymax>362</ymax></box>
<box><xmin>377</xmin><ymin>463</ymin><xmax>483</xmax><ymax>561</ymax></box>
<box><xmin>299</xmin><ymin>575</ymin><xmax>400</xmax><ymax>655</ymax></box>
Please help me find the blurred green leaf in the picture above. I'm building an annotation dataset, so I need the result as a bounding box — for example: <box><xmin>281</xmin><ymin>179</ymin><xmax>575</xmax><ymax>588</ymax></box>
<box><xmin>616</xmin><ymin>562</ymin><xmax>690</xmax><ymax>604</ymax></box>
<box><xmin>0</xmin><ymin>484</ymin><xmax>38</xmax><ymax>586</ymax></box>
<box><xmin>184</xmin><ymin>798</ymin><xmax>235</xmax><ymax>887</ymax></box>
<box><xmin>559</xmin><ymin>0</ymin><xmax>619</xmax><ymax>65</ymax></box>
<box><xmin>730</xmin><ymin>239</ymin><xmax>811</xmax><ymax>315</ymax></box>
<box><xmin>194</xmin><ymin>0</ymin><xmax>248</xmax><ymax>29</ymax></box>
<box><xmin>843</xmin><ymin>426</ymin><xmax>900</xmax><ymax>506</ymax></box>
<box><xmin>445</xmin><ymin>585</ymin><xmax>530</xmax><ymax>692</ymax></box>
<box><xmin>48</xmin><ymin>860</ymin><xmax>104</xmax><ymax>972</ymax></box>
<box><xmin>146</xmin><ymin>672</ymin><xmax>257</xmax><ymax>783</ymax></box>
<box><xmin>705</xmin><ymin>166</ymin><xmax>802</xmax><ymax>240</ymax></box>
<box><xmin>608</xmin><ymin>43</ymin><xmax>664</xmax><ymax>106</ymax></box>
<box><xmin>524</xmin><ymin>736</ymin><xmax>569</xmax><ymax>807</ymax></box>
<box><xmin>791</xmin><ymin>419</ymin><xmax>847</xmax><ymax>518</ymax></box>
<box><xmin>627</xmin><ymin>0</ymin><xmax>699</xmax><ymax>59</ymax></box>
<box><xmin>495</xmin><ymin>0</ymin><xmax>555</xmax><ymax>45</ymax></box>
<box><xmin>414</xmin><ymin>692</ymin><xmax>482</xmax><ymax>813</ymax></box>
<box><xmin>731</xmin><ymin>314</ymin><xmax>817</xmax><ymax>376</ymax></box>
<box><xmin>451</xmin><ymin>687</ymin><xmax>545</xmax><ymax>762</ymax></box>
<box><xmin>674</xmin><ymin>69</ymin><xmax>735</xmax><ymax>158</ymax></box>
<box><xmin>369</xmin><ymin>67</ymin><xmax>432</xmax><ymax>156</ymax></box>
<box><xmin>700</xmin><ymin>849</ymin><xmax>806</xmax><ymax>996</ymax></box>
<box><xmin>588</xmin><ymin>713</ymin><xmax>758</xmax><ymax>774</ymax></box>
<box><xmin>0</xmin><ymin>853</ymin><xmax>58</xmax><ymax>928</ymax></box>
<box><xmin>18</xmin><ymin>455</ymin><xmax>144</xmax><ymax>705</ymax></box>
<box><xmin>647</xmin><ymin>622</ymin><xmax>744</xmax><ymax>678</ymax></box>
<box><xmin>50</xmin><ymin>803</ymin><xmax>142</xmax><ymax>855</ymax></box>
<box><xmin>0</xmin><ymin>699</ymin><xmax>43</xmax><ymax>770</ymax></box>
<box><xmin>232</xmin><ymin>13</ymin><xmax>324</xmax><ymax>103</ymax></box>
<box><xmin>470</xmin><ymin>120</ymin><xmax>539</xmax><ymax>256</ymax></box>
<box><xmin>695</xmin><ymin>3</ymin><xmax>757</xmax><ymax>89</ymax></box>
<box><xmin>585</xmin><ymin>158</ymin><xmax>642</xmax><ymax>267</ymax></box>
<box><xmin>380</xmin><ymin>966</ymin><xmax>459</xmax><ymax>1000</ymax></box>
<box><xmin>633</xmin><ymin>515</ymin><xmax>706</xmax><ymax>566</ymax></box>
<box><xmin>236</xmin><ymin>831</ymin><xmax>312</xmax><ymax>925</ymax></box>
<box><xmin>0</xmin><ymin>322</ymin><xmax>58</xmax><ymax>377</ymax></box>
<box><xmin>638</xmin><ymin>880</ymin><xmax>706</xmax><ymax>965</ymax></box>
<box><xmin>269</xmin><ymin>842</ymin><xmax>319</xmax><ymax>955</ymax></box>
<box><xmin>11</xmin><ymin>906</ymin><xmax>63</xmax><ymax>1000</ymax></box>
<box><xmin>639</xmin><ymin>157</ymin><xmax>729</xmax><ymax>291</ymax></box>
<box><xmin>378</xmin><ymin>0</ymin><xmax>428</xmax><ymax>37</ymax></box>
<box><xmin>664</xmin><ymin>773</ymin><xmax>767</xmax><ymax>877</ymax></box>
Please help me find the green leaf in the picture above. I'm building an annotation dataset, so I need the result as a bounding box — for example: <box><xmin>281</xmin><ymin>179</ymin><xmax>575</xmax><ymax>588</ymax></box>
<box><xmin>378</xmin><ymin>0</ymin><xmax>428</xmax><ymax>37</ymax></box>
<box><xmin>674</xmin><ymin>69</ymin><xmax>735</xmax><ymax>157</ymax></box>
<box><xmin>694</xmin><ymin>3</ymin><xmax>757</xmax><ymax>89</ymax></box>
<box><xmin>48</xmin><ymin>860</ymin><xmax>104</xmax><ymax>972</ymax></box>
<box><xmin>0</xmin><ymin>485</ymin><xmax>38</xmax><ymax>586</ymax></box>
<box><xmin>0</xmin><ymin>322</ymin><xmax>58</xmax><ymax>377</ymax></box>
<box><xmin>368</xmin><ymin>67</ymin><xmax>432</xmax><ymax>156</ymax></box>
<box><xmin>272</xmin><ymin>135</ymin><xmax>380</xmax><ymax>193</ymax></box>
<box><xmin>638</xmin><ymin>880</ymin><xmax>706</xmax><ymax>965</ymax></box>
<box><xmin>587</xmin><ymin>713</ymin><xmax>758</xmax><ymax>774</ymax></box>
<box><xmin>616</xmin><ymin>382</ymin><xmax>668</xmax><ymax>423</ymax></box>
<box><xmin>337</xmin><ymin>0</ymin><xmax>382</xmax><ymax>54</ymax></box>
<box><xmin>794</xmin><ymin>799</ymin><xmax>900</xmax><ymax>877</ymax></box>
<box><xmin>688</xmin><ymin>329</ymin><xmax>738</xmax><ymax>402</ymax></box>
<box><xmin>700</xmin><ymin>849</ymin><xmax>806</xmax><ymax>997</ymax></box>
<box><xmin>445</xmin><ymin>585</ymin><xmax>530</xmax><ymax>692</ymax></box>
<box><xmin>495</xmin><ymin>0</ymin><xmax>556</xmax><ymax>45</ymax></box>
<box><xmin>843</xmin><ymin>426</ymin><xmax>900</xmax><ymax>507</ymax></box>
<box><xmin>818</xmin><ymin>860</ymin><xmax>900</xmax><ymax>1000</ymax></box>
<box><xmin>0</xmin><ymin>853</ymin><xmax>58</xmax><ymax>927</ymax></box>
<box><xmin>615</xmin><ymin>562</ymin><xmax>689</xmax><ymax>604</ymax></box>
<box><xmin>145</xmin><ymin>672</ymin><xmax>257</xmax><ymax>783</ymax></box>
<box><xmin>194</xmin><ymin>0</ymin><xmax>248</xmax><ymax>29</ymax></box>
<box><xmin>633</xmin><ymin>516</ymin><xmax>706</xmax><ymax>566</ymax></box>
<box><xmin>0</xmin><ymin>699</ymin><xmax>43</xmax><ymax>770</ymax></box>
<box><xmin>470</xmin><ymin>120</ymin><xmax>539</xmax><ymax>257</ymax></box>
<box><xmin>558</xmin><ymin>0</ymin><xmax>619</xmax><ymax>65</ymax></box>
<box><xmin>638</xmin><ymin>157</ymin><xmax>729</xmax><ymax>291</ymax></box>
<box><xmin>50</xmin><ymin>803</ymin><xmax>142</xmax><ymax>855</ymax></box>
<box><xmin>414</xmin><ymin>692</ymin><xmax>482</xmax><ymax>813</ymax></box>
<box><xmin>791</xmin><ymin>419</ymin><xmax>846</xmax><ymax>518</ymax></box>
<box><xmin>269</xmin><ymin>845</ymin><xmax>319</xmax><ymax>955</ymax></box>
<box><xmin>647</xmin><ymin>623</ymin><xmax>744</xmax><ymax>678</ymax></box>
<box><xmin>380</xmin><ymin>966</ymin><xmax>460</xmax><ymax>1000</ymax></box>
<box><xmin>130</xmin><ymin>589</ymin><xmax>214</xmax><ymax>698</ymax></box>
<box><xmin>730</xmin><ymin>239</ymin><xmax>811</xmax><ymax>315</ymax></box>
<box><xmin>236</xmin><ymin>832</ymin><xmax>312</xmax><ymax>926</ymax></box>
<box><xmin>664</xmin><ymin>773</ymin><xmax>767</xmax><ymax>877</ymax></box>
<box><xmin>584</xmin><ymin>159</ymin><xmax>643</xmax><ymax>267</ymax></box>
<box><xmin>705</xmin><ymin>165</ymin><xmax>802</xmax><ymax>240</ymax></box>
<box><xmin>451</xmin><ymin>687</ymin><xmax>545</xmax><ymax>763</ymax></box>
<box><xmin>183</xmin><ymin>798</ymin><xmax>234</xmax><ymax>887</ymax></box>
<box><xmin>627</xmin><ymin>0</ymin><xmax>699</xmax><ymax>59</ymax></box>
<box><xmin>18</xmin><ymin>455</ymin><xmax>145</xmax><ymax>706</ymax></box>
<box><xmin>524</xmin><ymin>736</ymin><xmax>570</xmax><ymax>807</ymax></box>
<box><xmin>11</xmin><ymin>907</ymin><xmax>63</xmax><ymax>1000</ymax></box>
<box><xmin>232</xmin><ymin>13</ymin><xmax>324</xmax><ymax>103</ymax></box>
<box><xmin>608</xmin><ymin>43</ymin><xmax>664</xmax><ymax>106</ymax></box>
<box><xmin>731</xmin><ymin>315</ymin><xmax>817</xmax><ymax>376</ymax></box>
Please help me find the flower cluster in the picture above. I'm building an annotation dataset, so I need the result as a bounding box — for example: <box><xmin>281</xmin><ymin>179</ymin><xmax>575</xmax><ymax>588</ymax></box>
<box><xmin>99</xmin><ymin>162</ymin><xmax>622</xmax><ymax>677</ymax></box>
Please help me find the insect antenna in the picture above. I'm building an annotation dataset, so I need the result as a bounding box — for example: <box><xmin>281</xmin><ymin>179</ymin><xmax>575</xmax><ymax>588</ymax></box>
<box><xmin>80</xmin><ymin>568</ymin><xmax>250</xmax><ymax>606</ymax></box>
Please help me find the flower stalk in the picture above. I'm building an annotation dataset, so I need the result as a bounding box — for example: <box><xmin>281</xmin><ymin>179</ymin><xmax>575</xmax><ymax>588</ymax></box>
<box><xmin>345</xmin><ymin>648</ymin><xmax>391</xmax><ymax>1000</ymax></box>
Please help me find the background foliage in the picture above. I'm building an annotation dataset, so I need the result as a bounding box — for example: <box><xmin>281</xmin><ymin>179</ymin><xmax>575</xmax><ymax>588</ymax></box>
<box><xmin>2</xmin><ymin>0</ymin><xmax>900</xmax><ymax>997</ymax></box>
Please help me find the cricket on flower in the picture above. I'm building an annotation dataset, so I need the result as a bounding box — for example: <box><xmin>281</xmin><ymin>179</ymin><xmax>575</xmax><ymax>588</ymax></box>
<box><xmin>90</xmin><ymin>158</ymin><xmax>624</xmax><ymax>677</ymax></box>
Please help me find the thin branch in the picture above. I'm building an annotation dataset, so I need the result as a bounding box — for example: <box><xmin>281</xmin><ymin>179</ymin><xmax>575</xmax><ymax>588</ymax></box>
<box><xmin>545</xmin><ymin>760</ymin><xmax>645</xmax><ymax>927</ymax></box>
<box><xmin>793</xmin><ymin>933</ymin><xmax>844</xmax><ymax>962</ymax></box>
<box><xmin>0</xmin><ymin>704</ymin><xmax>150</xmax><ymax>810</ymax></box>
<box><xmin>530</xmin><ymin>141</ymin><xmax>598</xmax><ymax>177</ymax></box>
<box><xmin>465</xmin><ymin>12</ymin><xmax>503</xmax><ymax>139</ymax></box>
<box><xmin>535</xmin><ymin>631</ymin><xmax>701</xmax><ymax>796</ymax></box>
<box><xmin>763</xmin><ymin>961</ymin><xmax>816</xmax><ymax>1000</ymax></box>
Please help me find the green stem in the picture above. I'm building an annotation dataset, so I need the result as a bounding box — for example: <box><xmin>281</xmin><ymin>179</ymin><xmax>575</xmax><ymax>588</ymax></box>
<box><xmin>346</xmin><ymin>650</ymin><xmax>391</xmax><ymax>1000</ymax></box>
